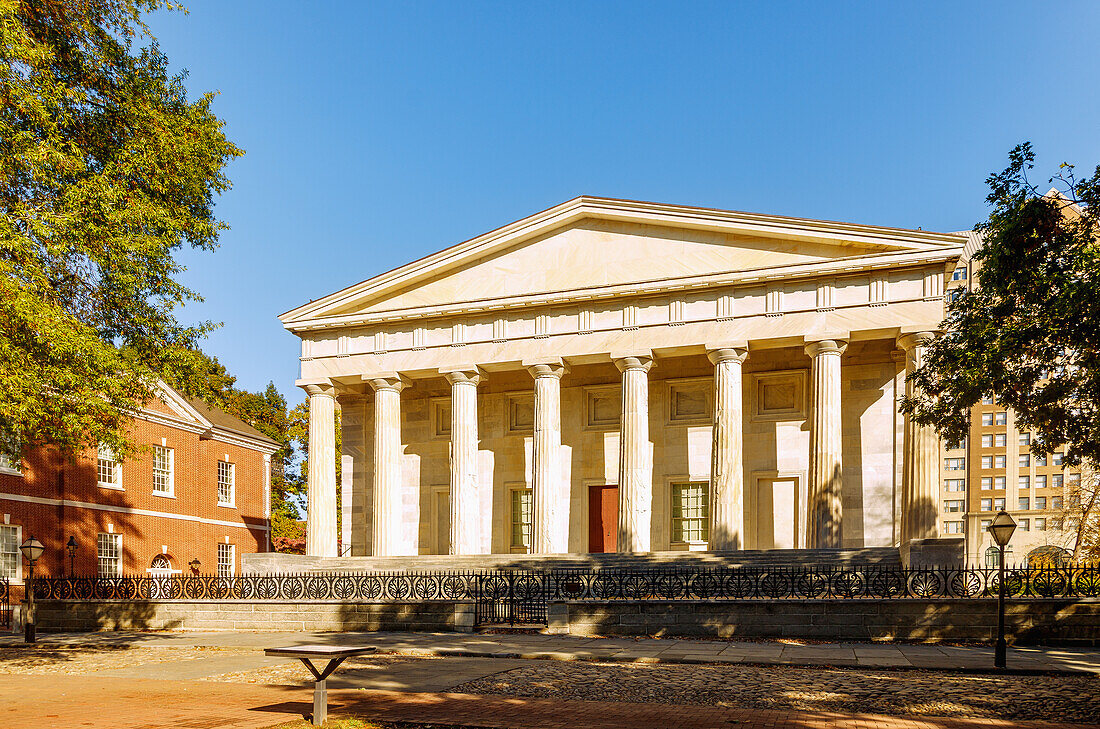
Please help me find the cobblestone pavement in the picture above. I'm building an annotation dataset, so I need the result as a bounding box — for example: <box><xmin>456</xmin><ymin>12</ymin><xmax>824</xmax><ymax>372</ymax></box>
<box><xmin>454</xmin><ymin>660</ymin><xmax>1100</xmax><ymax>723</ymax></box>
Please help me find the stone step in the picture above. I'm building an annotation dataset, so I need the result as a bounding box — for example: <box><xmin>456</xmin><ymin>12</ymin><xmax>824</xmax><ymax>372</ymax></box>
<box><xmin>307</xmin><ymin>547</ymin><xmax>901</xmax><ymax>573</ymax></box>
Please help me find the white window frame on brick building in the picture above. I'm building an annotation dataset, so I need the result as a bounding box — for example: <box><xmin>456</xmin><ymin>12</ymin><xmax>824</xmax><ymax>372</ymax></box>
<box><xmin>97</xmin><ymin>444</ymin><xmax>121</xmax><ymax>489</ymax></box>
<box><xmin>0</xmin><ymin>524</ymin><xmax>22</xmax><ymax>582</ymax></box>
<box><xmin>217</xmin><ymin>543</ymin><xmax>235</xmax><ymax>577</ymax></box>
<box><xmin>217</xmin><ymin>461</ymin><xmax>235</xmax><ymax>507</ymax></box>
<box><xmin>97</xmin><ymin>533</ymin><xmax>122</xmax><ymax>577</ymax></box>
<box><xmin>152</xmin><ymin>446</ymin><xmax>174</xmax><ymax>497</ymax></box>
<box><xmin>943</xmin><ymin>521</ymin><xmax>963</xmax><ymax>534</ymax></box>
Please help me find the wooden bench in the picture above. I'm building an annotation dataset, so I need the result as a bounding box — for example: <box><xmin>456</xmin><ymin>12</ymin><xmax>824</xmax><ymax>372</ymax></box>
<box><xmin>265</xmin><ymin>644</ymin><xmax>376</xmax><ymax>725</ymax></box>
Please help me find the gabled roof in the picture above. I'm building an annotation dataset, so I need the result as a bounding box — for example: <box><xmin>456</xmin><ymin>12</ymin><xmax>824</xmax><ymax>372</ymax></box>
<box><xmin>282</xmin><ymin>195</ymin><xmax>966</xmax><ymax>330</ymax></box>
<box><xmin>147</xmin><ymin>381</ymin><xmax>280</xmax><ymax>453</ymax></box>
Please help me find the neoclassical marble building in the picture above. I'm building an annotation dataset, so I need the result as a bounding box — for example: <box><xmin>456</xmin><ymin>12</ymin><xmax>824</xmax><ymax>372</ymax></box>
<box><xmin>281</xmin><ymin>197</ymin><xmax>965</xmax><ymax>561</ymax></box>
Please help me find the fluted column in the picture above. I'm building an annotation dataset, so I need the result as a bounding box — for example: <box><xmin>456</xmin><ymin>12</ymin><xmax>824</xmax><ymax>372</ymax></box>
<box><xmin>805</xmin><ymin>339</ymin><xmax>847</xmax><ymax>548</ymax></box>
<box><xmin>898</xmin><ymin>331</ymin><xmax>940</xmax><ymax>543</ymax></box>
<box><xmin>442</xmin><ymin>367</ymin><xmax>482</xmax><ymax>555</ymax></box>
<box><xmin>367</xmin><ymin>374</ymin><xmax>408</xmax><ymax>557</ymax></box>
<box><xmin>615</xmin><ymin>354</ymin><xmax>654</xmax><ymax>553</ymax></box>
<box><xmin>525</xmin><ymin>358</ymin><xmax>568</xmax><ymax>554</ymax></box>
<box><xmin>304</xmin><ymin>383</ymin><xmax>338</xmax><ymax>557</ymax></box>
<box><xmin>708</xmin><ymin>345</ymin><xmax>749</xmax><ymax>551</ymax></box>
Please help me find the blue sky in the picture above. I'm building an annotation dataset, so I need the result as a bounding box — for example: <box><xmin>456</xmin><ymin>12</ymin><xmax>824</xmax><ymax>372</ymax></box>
<box><xmin>145</xmin><ymin>1</ymin><xmax>1100</xmax><ymax>403</ymax></box>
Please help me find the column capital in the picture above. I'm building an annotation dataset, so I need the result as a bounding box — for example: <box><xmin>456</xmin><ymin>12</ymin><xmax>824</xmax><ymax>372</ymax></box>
<box><xmin>707</xmin><ymin>345</ymin><xmax>749</xmax><ymax>365</ymax></box>
<box><xmin>364</xmin><ymin>373</ymin><xmax>410</xmax><ymax>393</ymax></box>
<box><xmin>301</xmin><ymin>381</ymin><xmax>335</xmax><ymax>398</ymax></box>
<box><xmin>524</xmin><ymin>357</ymin><xmax>568</xmax><ymax>380</ymax></box>
<box><xmin>440</xmin><ymin>366</ymin><xmax>483</xmax><ymax>386</ymax></box>
<box><xmin>612</xmin><ymin>351</ymin><xmax>654</xmax><ymax>373</ymax></box>
<box><xmin>897</xmin><ymin>330</ymin><xmax>938</xmax><ymax>351</ymax></box>
<box><xmin>804</xmin><ymin>339</ymin><xmax>848</xmax><ymax>358</ymax></box>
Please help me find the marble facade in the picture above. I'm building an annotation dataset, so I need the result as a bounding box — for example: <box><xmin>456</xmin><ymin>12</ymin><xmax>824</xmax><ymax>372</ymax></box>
<box><xmin>281</xmin><ymin>197</ymin><xmax>966</xmax><ymax>558</ymax></box>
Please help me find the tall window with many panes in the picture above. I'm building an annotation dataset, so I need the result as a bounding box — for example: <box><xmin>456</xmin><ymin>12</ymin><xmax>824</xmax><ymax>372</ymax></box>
<box><xmin>217</xmin><ymin>461</ymin><xmax>235</xmax><ymax>506</ymax></box>
<box><xmin>97</xmin><ymin>444</ymin><xmax>119</xmax><ymax>487</ymax></box>
<box><xmin>510</xmin><ymin>488</ymin><xmax>532</xmax><ymax>551</ymax></box>
<box><xmin>0</xmin><ymin>525</ymin><xmax>19</xmax><ymax>581</ymax></box>
<box><xmin>671</xmin><ymin>482</ymin><xmax>709</xmax><ymax>543</ymax></box>
<box><xmin>217</xmin><ymin>543</ymin><xmax>235</xmax><ymax>577</ymax></box>
<box><xmin>97</xmin><ymin>533</ymin><xmax>122</xmax><ymax>577</ymax></box>
<box><xmin>152</xmin><ymin>446</ymin><xmax>173</xmax><ymax>495</ymax></box>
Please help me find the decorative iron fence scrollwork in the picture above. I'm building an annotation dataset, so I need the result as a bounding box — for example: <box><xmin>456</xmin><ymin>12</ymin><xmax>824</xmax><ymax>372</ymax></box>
<box><xmin>30</xmin><ymin>564</ymin><xmax>1100</xmax><ymax>604</ymax></box>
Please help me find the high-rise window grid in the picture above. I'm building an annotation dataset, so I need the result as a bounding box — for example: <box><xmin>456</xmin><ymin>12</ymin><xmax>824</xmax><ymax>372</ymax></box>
<box><xmin>1019</xmin><ymin>497</ymin><xmax>1030</xmax><ymax>510</ymax></box>
<box><xmin>944</xmin><ymin>479</ymin><xmax>966</xmax><ymax>492</ymax></box>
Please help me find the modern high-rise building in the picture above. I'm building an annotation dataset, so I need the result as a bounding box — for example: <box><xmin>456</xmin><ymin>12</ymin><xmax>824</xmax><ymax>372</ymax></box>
<box><xmin>942</xmin><ymin>239</ymin><xmax>1080</xmax><ymax>566</ymax></box>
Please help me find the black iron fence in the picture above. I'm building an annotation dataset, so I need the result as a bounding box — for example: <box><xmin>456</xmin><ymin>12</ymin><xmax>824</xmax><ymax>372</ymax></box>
<box><xmin>29</xmin><ymin>563</ymin><xmax>1100</xmax><ymax>603</ymax></box>
<box><xmin>0</xmin><ymin>578</ymin><xmax>10</xmax><ymax>630</ymax></box>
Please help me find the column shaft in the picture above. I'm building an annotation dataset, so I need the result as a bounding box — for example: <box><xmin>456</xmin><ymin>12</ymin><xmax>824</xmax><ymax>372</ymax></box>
<box><xmin>805</xmin><ymin>340</ymin><xmax>846</xmax><ymax>548</ymax></box>
<box><xmin>615</xmin><ymin>355</ymin><xmax>654</xmax><ymax>553</ymax></box>
<box><xmin>527</xmin><ymin>360</ymin><xmax>568</xmax><ymax>554</ymax></box>
<box><xmin>368</xmin><ymin>376</ymin><xmax>407</xmax><ymax>556</ymax></box>
<box><xmin>708</xmin><ymin>347</ymin><xmax>748</xmax><ymax>550</ymax></box>
<box><xmin>899</xmin><ymin>332</ymin><xmax>940</xmax><ymax>543</ymax></box>
<box><xmin>305</xmin><ymin>385</ymin><xmax>338</xmax><ymax>557</ymax></box>
<box><xmin>444</xmin><ymin>368</ymin><xmax>482</xmax><ymax>555</ymax></box>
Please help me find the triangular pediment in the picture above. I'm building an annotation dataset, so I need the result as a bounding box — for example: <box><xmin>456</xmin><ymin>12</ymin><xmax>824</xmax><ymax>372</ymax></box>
<box><xmin>282</xmin><ymin>197</ymin><xmax>965</xmax><ymax>327</ymax></box>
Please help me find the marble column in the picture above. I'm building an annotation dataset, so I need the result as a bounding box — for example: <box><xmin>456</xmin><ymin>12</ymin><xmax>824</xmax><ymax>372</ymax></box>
<box><xmin>366</xmin><ymin>374</ymin><xmax>408</xmax><ymax>557</ymax></box>
<box><xmin>707</xmin><ymin>345</ymin><xmax>749</xmax><ymax>551</ymax></box>
<box><xmin>525</xmin><ymin>358</ymin><xmax>568</xmax><ymax>554</ymax></box>
<box><xmin>804</xmin><ymin>339</ymin><xmax>847</xmax><ymax>549</ymax></box>
<box><xmin>442</xmin><ymin>367</ymin><xmax>482</xmax><ymax>555</ymax></box>
<box><xmin>898</xmin><ymin>331</ymin><xmax>940</xmax><ymax>543</ymax></box>
<box><xmin>615</xmin><ymin>354</ymin><xmax>654</xmax><ymax>553</ymax></box>
<box><xmin>304</xmin><ymin>383</ymin><xmax>338</xmax><ymax>557</ymax></box>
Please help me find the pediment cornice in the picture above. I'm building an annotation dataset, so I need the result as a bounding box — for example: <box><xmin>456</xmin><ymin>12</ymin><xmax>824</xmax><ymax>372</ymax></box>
<box><xmin>281</xmin><ymin>196</ymin><xmax>966</xmax><ymax>331</ymax></box>
<box><xmin>285</xmin><ymin>243</ymin><xmax>963</xmax><ymax>332</ymax></box>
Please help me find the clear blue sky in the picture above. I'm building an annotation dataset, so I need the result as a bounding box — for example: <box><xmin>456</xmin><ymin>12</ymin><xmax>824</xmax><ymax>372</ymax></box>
<box><xmin>145</xmin><ymin>1</ymin><xmax>1100</xmax><ymax>404</ymax></box>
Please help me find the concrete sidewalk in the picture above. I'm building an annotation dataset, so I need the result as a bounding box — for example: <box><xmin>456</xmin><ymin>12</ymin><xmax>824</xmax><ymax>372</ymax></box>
<box><xmin>3</xmin><ymin>629</ymin><xmax>1098</xmax><ymax>673</ymax></box>
<box><xmin>0</xmin><ymin>674</ymin><xmax>1094</xmax><ymax>729</ymax></box>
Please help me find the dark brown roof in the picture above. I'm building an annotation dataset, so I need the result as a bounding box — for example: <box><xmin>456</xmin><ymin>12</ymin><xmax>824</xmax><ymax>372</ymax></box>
<box><xmin>185</xmin><ymin>396</ymin><xmax>281</xmax><ymax>447</ymax></box>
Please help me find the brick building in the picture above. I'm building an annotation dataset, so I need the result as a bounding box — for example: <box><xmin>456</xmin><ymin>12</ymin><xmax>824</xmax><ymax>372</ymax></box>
<box><xmin>0</xmin><ymin>382</ymin><xmax>280</xmax><ymax>593</ymax></box>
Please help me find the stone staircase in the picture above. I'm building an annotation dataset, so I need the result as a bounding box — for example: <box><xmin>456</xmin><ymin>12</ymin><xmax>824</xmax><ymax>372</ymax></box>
<box><xmin>244</xmin><ymin>547</ymin><xmax>901</xmax><ymax>574</ymax></box>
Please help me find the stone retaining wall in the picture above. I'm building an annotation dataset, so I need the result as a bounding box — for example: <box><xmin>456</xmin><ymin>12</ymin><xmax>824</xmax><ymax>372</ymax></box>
<box><xmin>547</xmin><ymin>599</ymin><xmax>1100</xmax><ymax>645</ymax></box>
<box><xmin>34</xmin><ymin>600</ymin><xmax>474</xmax><ymax>633</ymax></box>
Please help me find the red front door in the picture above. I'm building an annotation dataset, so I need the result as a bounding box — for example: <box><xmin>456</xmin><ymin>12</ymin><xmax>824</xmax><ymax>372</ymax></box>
<box><xmin>588</xmin><ymin>484</ymin><xmax>618</xmax><ymax>553</ymax></box>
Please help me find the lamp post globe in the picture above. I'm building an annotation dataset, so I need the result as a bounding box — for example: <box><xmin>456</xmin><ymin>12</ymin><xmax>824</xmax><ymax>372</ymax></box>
<box><xmin>19</xmin><ymin>536</ymin><xmax>44</xmax><ymax>644</ymax></box>
<box><xmin>986</xmin><ymin>511</ymin><xmax>1017</xmax><ymax>669</ymax></box>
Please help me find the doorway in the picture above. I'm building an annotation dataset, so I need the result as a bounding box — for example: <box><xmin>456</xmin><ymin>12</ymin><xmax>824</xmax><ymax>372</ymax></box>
<box><xmin>588</xmin><ymin>483</ymin><xmax>618</xmax><ymax>552</ymax></box>
<box><xmin>755</xmin><ymin>476</ymin><xmax>799</xmax><ymax>550</ymax></box>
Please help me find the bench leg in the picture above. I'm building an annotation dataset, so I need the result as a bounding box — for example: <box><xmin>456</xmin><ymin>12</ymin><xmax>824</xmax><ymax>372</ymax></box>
<box><xmin>313</xmin><ymin>677</ymin><xmax>327</xmax><ymax>726</ymax></box>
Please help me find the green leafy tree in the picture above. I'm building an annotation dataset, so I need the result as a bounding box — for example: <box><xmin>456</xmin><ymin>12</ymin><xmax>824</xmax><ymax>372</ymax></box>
<box><xmin>0</xmin><ymin>0</ymin><xmax>241</xmax><ymax>460</ymax></box>
<box><xmin>901</xmin><ymin>143</ymin><xmax>1100</xmax><ymax>470</ymax></box>
<box><xmin>171</xmin><ymin>349</ymin><xmax>307</xmax><ymax>548</ymax></box>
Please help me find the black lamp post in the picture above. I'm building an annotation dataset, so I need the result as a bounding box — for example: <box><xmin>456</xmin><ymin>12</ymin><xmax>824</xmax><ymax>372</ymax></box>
<box><xmin>19</xmin><ymin>536</ymin><xmax>45</xmax><ymax>644</ymax></box>
<box><xmin>66</xmin><ymin>536</ymin><xmax>77</xmax><ymax>576</ymax></box>
<box><xmin>188</xmin><ymin>558</ymin><xmax>201</xmax><ymax>575</ymax></box>
<box><xmin>987</xmin><ymin>510</ymin><xmax>1017</xmax><ymax>669</ymax></box>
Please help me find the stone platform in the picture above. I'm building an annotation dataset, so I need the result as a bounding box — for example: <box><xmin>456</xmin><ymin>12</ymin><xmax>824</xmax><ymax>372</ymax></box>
<box><xmin>243</xmin><ymin>546</ymin><xmax>903</xmax><ymax>574</ymax></box>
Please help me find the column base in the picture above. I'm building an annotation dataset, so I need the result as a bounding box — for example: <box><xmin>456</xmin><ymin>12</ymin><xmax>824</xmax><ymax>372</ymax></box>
<box><xmin>899</xmin><ymin>537</ymin><xmax>965</xmax><ymax>568</ymax></box>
